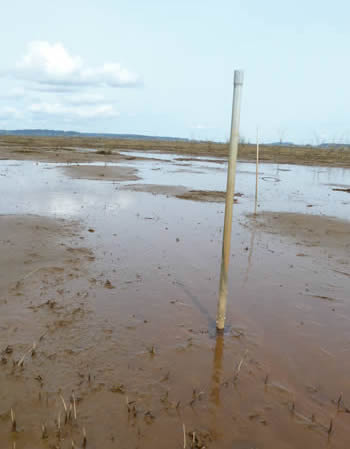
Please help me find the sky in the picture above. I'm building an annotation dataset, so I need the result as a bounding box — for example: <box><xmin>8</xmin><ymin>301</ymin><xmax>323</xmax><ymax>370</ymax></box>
<box><xmin>1</xmin><ymin>0</ymin><xmax>349</xmax><ymax>143</ymax></box>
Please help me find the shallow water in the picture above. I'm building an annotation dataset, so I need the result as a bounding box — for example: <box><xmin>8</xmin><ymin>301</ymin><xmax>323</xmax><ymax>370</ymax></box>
<box><xmin>1</xmin><ymin>155</ymin><xmax>350</xmax><ymax>220</ymax></box>
<box><xmin>0</xmin><ymin>155</ymin><xmax>350</xmax><ymax>448</ymax></box>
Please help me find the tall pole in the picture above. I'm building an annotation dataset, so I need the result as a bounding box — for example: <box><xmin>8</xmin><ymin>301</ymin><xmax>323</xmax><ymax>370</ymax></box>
<box><xmin>254</xmin><ymin>126</ymin><xmax>259</xmax><ymax>215</ymax></box>
<box><xmin>216</xmin><ymin>70</ymin><xmax>244</xmax><ymax>332</ymax></box>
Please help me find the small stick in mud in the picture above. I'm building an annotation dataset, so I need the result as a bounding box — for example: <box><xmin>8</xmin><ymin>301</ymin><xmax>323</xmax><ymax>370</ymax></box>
<box><xmin>10</xmin><ymin>408</ymin><xmax>16</xmax><ymax>432</ymax></box>
<box><xmin>68</xmin><ymin>403</ymin><xmax>73</xmax><ymax>422</ymax></box>
<box><xmin>235</xmin><ymin>359</ymin><xmax>244</xmax><ymax>377</ymax></box>
<box><xmin>72</xmin><ymin>391</ymin><xmax>77</xmax><ymax>420</ymax></box>
<box><xmin>18</xmin><ymin>341</ymin><xmax>37</xmax><ymax>367</ymax></box>
<box><xmin>182</xmin><ymin>423</ymin><xmax>186</xmax><ymax>449</ymax></box>
<box><xmin>233</xmin><ymin>350</ymin><xmax>248</xmax><ymax>383</ymax></box>
<box><xmin>60</xmin><ymin>394</ymin><xmax>68</xmax><ymax>423</ymax></box>
<box><xmin>126</xmin><ymin>396</ymin><xmax>136</xmax><ymax>416</ymax></box>
<box><xmin>337</xmin><ymin>393</ymin><xmax>343</xmax><ymax>410</ymax></box>
<box><xmin>39</xmin><ymin>330</ymin><xmax>48</xmax><ymax>342</ymax></box>
<box><xmin>82</xmin><ymin>427</ymin><xmax>87</xmax><ymax>448</ymax></box>
<box><xmin>31</xmin><ymin>341</ymin><xmax>36</xmax><ymax>356</ymax></box>
<box><xmin>41</xmin><ymin>423</ymin><xmax>48</xmax><ymax>439</ymax></box>
<box><xmin>328</xmin><ymin>418</ymin><xmax>333</xmax><ymax>436</ymax></box>
<box><xmin>264</xmin><ymin>374</ymin><xmax>269</xmax><ymax>385</ymax></box>
<box><xmin>290</xmin><ymin>402</ymin><xmax>296</xmax><ymax>415</ymax></box>
<box><xmin>57</xmin><ymin>412</ymin><xmax>61</xmax><ymax>438</ymax></box>
<box><xmin>190</xmin><ymin>388</ymin><xmax>197</xmax><ymax>407</ymax></box>
<box><xmin>147</xmin><ymin>345</ymin><xmax>156</xmax><ymax>355</ymax></box>
<box><xmin>254</xmin><ymin>126</ymin><xmax>260</xmax><ymax>215</ymax></box>
<box><xmin>17</xmin><ymin>353</ymin><xmax>26</xmax><ymax>368</ymax></box>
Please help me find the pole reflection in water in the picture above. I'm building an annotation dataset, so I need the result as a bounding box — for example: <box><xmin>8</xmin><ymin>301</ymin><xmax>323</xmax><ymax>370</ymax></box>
<box><xmin>210</xmin><ymin>333</ymin><xmax>225</xmax><ymax>407</ymax></box>
<box><xmin>243</xmin><ymin>220</ymin><xmax>258</xmax><ymax>286</ymax></box>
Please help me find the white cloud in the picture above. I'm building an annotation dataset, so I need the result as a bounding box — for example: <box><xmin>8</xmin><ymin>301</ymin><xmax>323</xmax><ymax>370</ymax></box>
<box><xmin>64</xmin><ymin>92</ymin><xmax>107</xmax><ymax>105</ymax></box>
<box><xmin>9</xmin><ymin>41</ymin><xmax>140</xmax><ymax>90</ymax></box>
<box><xmin>18</xmin><ymin>41</ymin><xmax>82</xmax><ymax>77</ymax></box>
<box><xmin>29</xmin><ymin>102</ymin><xmax>119</xmax><ymax>119</ymax></box>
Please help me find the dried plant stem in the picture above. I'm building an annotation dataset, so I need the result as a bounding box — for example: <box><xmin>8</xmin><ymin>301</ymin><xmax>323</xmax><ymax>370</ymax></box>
<box><xmin>17</xmin><ymin>341</ymin><xmax>37</xmax><ymax>367</ymax></box>
<box><xmin>60</xmin><ymin>394</ymin><xmax>68</xmax><ymax>423</ymax></box>
<box><xmin>82</xmin><ymin>427</ymin><xmax>87</xmax><ymax>448</ymax></box>
<box><xmin>10</xmin><ymin>408</ymin><xmax>16</xmax><ymax>432</ymax></box>
<box><xmin>328</xmin><ymin>418</ymin><xmax>333</xmax><ymax>436</ymax></box>
<box><xmin>72</xmin><ymin>392</ymin><xmax>77</xmax><ymax>420</ymax></box>
<box><xmin>337</xmin><ymin>393</ymin><xmax>343</xmax><ymax>410</ymax></box>
<box><xmin>233</xmin><ymin>350</ymin><xmax>248</xmax><ymax>382</ymax></box>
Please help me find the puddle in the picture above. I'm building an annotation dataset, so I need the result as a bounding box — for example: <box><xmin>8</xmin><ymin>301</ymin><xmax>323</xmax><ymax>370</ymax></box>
<box><xmin>1</xmin><ymin>158</ymin><xmax>349</xmax><ymax>219</ymax></box>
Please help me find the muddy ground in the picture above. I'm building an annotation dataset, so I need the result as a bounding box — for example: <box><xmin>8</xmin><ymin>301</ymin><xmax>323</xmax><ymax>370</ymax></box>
<box><xmin>0</xmin><ymin>141</ymin><xmax>350</xmax><ymax>449</ymax></box>
<box><xmin>1</xmin><ymin>135</ymin><xmax>350</xmax><ymax>166</ymax></box>
<box><xmin>62</xmin><ymin>165</ymin><xmax>140</xmax><ymax>182</ymax></box>
<box><xmin>120</xmin><ymin>184</ymin><xmax>242</xmax><ymax>203</ymax></box>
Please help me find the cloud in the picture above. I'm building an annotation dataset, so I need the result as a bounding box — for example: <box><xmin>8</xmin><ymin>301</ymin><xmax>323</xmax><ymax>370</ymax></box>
<box><xmin>29</xmin><ymin>102</ymin><xmax>119</xmax><ymax>119</ymax></box>
<box><xmin>29</xmin><ymin>85</ymin><xmax>78</xmax><ymax>93</ymax></box>
<box><xmin>8</xmin><ymin>41</ymin><xmax>140</xmax><ymax>90</ymax></box>
<box><xmin>64</xmin><ymin>93</ymin><xmax>107</xmax><ymax>105</ymax></box>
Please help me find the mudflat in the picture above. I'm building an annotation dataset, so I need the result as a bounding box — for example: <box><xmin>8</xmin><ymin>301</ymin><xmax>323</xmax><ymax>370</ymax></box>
<box><xmin>1</xmin><ymin>141</ymin><xmax>350</xmax><ymax>448</ymax></box>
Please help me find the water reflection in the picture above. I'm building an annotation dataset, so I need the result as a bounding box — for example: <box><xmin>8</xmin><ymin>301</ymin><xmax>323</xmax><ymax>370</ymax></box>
<box><xmin>1</xmin><ymin>157</ymin><xmax>350</xmax><ymax>222</ymax></box>
<box><xmin>210</xmin><ymin>334</ymin><xmax>225</xmax><ymax>407</ymax></box>
<box><xmin>244</xmin><ymin>213</ymin><xmax>258</xmax><ymax>285</ymax></box>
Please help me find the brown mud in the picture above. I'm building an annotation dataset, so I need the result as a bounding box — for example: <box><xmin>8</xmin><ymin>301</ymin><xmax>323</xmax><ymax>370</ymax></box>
<box><xmin>62</xmin><ymin>165</ymin><xmax>140</xmax><ymax>181</ymax></box>
<box><xmin>1</xmin><ymin>135</ymin><xmax>350</xmax><ymax>166</ymax></box>
<box><xmin>248</xmin><ymin>212</ymin><xmax>350</xmax><ymax>252</ymax></box>
<box><xmin>122</xmin><ymin>184</ymin><xmax>243</xmax><ymax>203</ymax></box>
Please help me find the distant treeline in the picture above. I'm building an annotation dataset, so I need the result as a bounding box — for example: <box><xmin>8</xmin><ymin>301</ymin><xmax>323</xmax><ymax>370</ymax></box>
<box><xmin>0</xmin><ymin>129</ymin><xmax>188</xmax><ymax>141</ymax></box>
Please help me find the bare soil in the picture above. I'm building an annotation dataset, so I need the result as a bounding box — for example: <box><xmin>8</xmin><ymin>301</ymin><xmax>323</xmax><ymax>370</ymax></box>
<box><xmin>122</xmin><ymin>184</ymin><xmax>242</xmax><ymax>202</ymax></box>
<box><xmin>62</xmin><ymin>164</ymin><xmax>140</xmax><ymax>181</ymax></box>
<box><xmin>249</xmin><ymin>212</ymin><xmax>350</xmax><ymax>251</ymax></box>
<box><xmin>1</xmin><ymin>135</ymin><xmax>350</xmax><ymax>166</ymax></box>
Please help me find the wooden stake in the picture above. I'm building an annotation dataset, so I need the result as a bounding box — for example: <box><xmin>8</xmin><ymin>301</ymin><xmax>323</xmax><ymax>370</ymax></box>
<box><xmin>216</xmin><ymin>70</ymin><xmax>244</xmax><ymax>331</ymax></box>
<box><xmin>254</xmin><ymin>126</ymin><xmax>259</xmax><ymax>215</ymax></box>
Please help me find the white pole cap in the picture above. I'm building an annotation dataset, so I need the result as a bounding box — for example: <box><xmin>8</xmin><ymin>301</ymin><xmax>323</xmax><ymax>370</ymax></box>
<box><xmin>234</xmin><ymin>70</ymin><xmax>244</xmax><ymax>86</ymax></box>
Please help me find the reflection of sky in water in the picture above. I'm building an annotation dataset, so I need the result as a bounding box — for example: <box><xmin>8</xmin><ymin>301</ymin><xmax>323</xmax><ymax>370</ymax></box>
<box><xmin>119</xmin><ymin>150</ymin><xmax>225</xmax><ymax>162</ymax></box>
<box><xmin>0</xmin><ymin>161</ymin><xmax>136</xmax><ymax>219</ymax></box>
<box><xmin>0</xmin><ymin>156</ymin><xmax>349</xmax><ymax>222</ymax></box>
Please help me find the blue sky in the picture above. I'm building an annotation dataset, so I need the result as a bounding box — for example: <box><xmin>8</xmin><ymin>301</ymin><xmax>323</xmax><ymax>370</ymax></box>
<box><xmin>1</xmin><ymin>0</ymin><xmax>349</xmax><ymax>143</ymax></box>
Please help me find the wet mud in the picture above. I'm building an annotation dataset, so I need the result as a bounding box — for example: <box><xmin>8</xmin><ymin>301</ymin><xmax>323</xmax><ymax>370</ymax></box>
<box><xmin>122</xmin><ymin>184</ymin><xmax>242</xmax><ymax>203</ymax></box>
<box><xmin>62</xmin><ymin>165</ymin><xmax>140</xmax><ymax>181</ymax></box>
